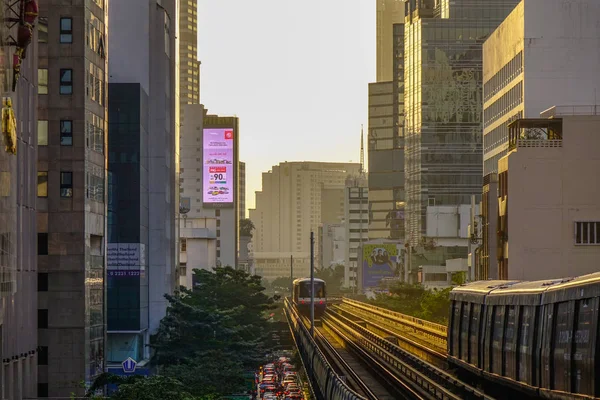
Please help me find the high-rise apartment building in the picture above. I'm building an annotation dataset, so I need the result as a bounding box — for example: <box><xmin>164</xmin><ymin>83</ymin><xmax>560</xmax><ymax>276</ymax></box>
<box><xmin>403</xmin><ymin>0</ymin><xmax>519</xmax><ymax>246</ymax></box>
<box><xmin>479</xmin><ymin>0</ymin><xmax>600</xmax><ymax>279</ymax></box>
<box><xmin>36</xmin><ymin>0</ymin><xmax>108</xmax><ymax>396</ymax></box>
<box><xmin>179</xmin><ymin>0</ymin><xmax>200</xmax><ymax>120</ymax></box>
<box><xmin>376</xmin><ymin>0</ymin><xmax>404</xmax><ymax>82</ymax></box>
<box><xmin>107</xmin><ymin>0</ymin><xmax>179</xmax><ymax>373</ymax></box>
<box><xmin>344</xmin><ymin>176</ymin><xmax>369</xmax><ymax>288</ymax></box>
<box><xmin>250</xmin><ymin>162</ymin><xmax>360</xmax><ymax>279</ymax></box>
<box><xmin>0</xmin><ymin>5</ymin><xmax>39</xmax><ymax>398</ymax></box>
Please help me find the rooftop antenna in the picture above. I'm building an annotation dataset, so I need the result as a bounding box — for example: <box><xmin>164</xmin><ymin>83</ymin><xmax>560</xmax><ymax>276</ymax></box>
<box><xmin>359</xmin><ymin>124</ymin><xmax>365</xmax><ymax>175</ymax></box>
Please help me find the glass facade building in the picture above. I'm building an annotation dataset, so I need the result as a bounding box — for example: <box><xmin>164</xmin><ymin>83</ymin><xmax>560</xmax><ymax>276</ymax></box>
<box><xmin>107</xmin><ymin>83</ymin><xmax>150</xmax><ymax>364</ymax></box>
<box><xmin>368</xmin><ymin>23</ymin><xmax>405</xmax><ymax>241</ymax></box>
<box><xmin>403</xmin><ymin>0</ymin><xmax>520</xmax><ymax>245</ymax></box>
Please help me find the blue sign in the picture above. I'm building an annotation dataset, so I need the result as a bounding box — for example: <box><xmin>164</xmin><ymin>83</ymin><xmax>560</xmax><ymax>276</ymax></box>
<box><xmin>122</xmin><ymin>357</ymin><xmax>137</xmax><ymax>373</ymax></box>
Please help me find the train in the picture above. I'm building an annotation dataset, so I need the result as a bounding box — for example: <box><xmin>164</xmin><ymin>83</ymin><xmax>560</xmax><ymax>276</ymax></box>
<box><xmin>448</xmin><ymin>272</ymin><xmax>600</xmax><ymax>399</ymax></box>
<box><xmin>292</xmin><ymin>278</ymin><xmax>327</xmax><ymax>317</ymax></box>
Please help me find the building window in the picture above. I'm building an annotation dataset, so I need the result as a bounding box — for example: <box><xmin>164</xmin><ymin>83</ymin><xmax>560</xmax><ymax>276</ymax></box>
<box><xmin>38</xmin><ymin>309</ymin><xmax>48</xmax><ymax>329</ymax></box>
<box><xmin>37</xmin><ymin>172</ymin><xmax>48</xmax><ymax>197</ymax></box>
<box><xmin>38</xmin><ymin>233</ymin><xmax>48</xmax><ymax>255</ymax></box>
<box><xmin>60</xmin><ymin>69</ymin><xmax>73</xmax><ymax>94</ymax></box>
<box><xmin>37</xmin><ymin>120</ymin><xmax>48</xmax><ymax>145</ymax></box>
<box><xmin>181</xmin><ymin>238</ymin><xmax>187</xmax><ymax>252</ymax></box>
<box><xmin>575</xmin><ymin>222</ymin><xmax>600</xmax><ymax>245</ymax></box>
<box><xmin>37</xmin><ymin>384</ymin><xmax>48</xmax><ymax>398</ymax></box>
<box><xmin>60</xmin><ymin>120</ymin><xmax>73</xmax><ymax>146</ymax></box>
<box><xmin>38</xmin><ymin>273</ymin><xmax>49</xmax><ymax>291</ymax></box>
<box><xmin>38</xmin><ymin>69</ymin><xmax>48</xmax><ymax>94</ymax></box>
<box><xmin>38</xmin><ymin>17</ymin><xmax>48</xmax><ymax>43</ymax></box>
<box><xmin>60</xmin><ymin>172</ymin><xmax>73</xmax><ymax>197</ymax></box>
<box><xmin>60</xmin><ymin>17</ymin><xmax>73</xmax><ymax>43</ymax></box>
<box><xmin>215</xmin><ymin>209</ymin><xmax>220</xmax><ymax>217</ymax></box>
<box><xmin>38</xmin><ymin>346</ymin><xmax>48</xmax><ymax>365</ymax></box>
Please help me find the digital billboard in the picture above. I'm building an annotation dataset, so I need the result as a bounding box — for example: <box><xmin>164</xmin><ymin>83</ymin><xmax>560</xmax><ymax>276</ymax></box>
<box><xmin>362</xmin><ymin>244</ymin><xmax>398</xmax><ymax>288</ymax></box>
<box><xmin>203</xmin><ymin>128</ymin><xmax>234</xmax><ymax>204</ymax></box>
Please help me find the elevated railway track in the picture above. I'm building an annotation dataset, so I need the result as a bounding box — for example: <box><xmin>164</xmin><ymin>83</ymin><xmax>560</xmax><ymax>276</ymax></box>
<box><xmin>285</xmin><ymin>297</ymin><xmax>495</xmax><ymax>400</ymax></box>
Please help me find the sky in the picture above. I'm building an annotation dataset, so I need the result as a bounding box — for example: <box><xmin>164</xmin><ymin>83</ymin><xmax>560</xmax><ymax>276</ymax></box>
<box><xmin>197</xmin><ymin>0</ymin><xmax>376</xmax><ymax>212</ymax></box>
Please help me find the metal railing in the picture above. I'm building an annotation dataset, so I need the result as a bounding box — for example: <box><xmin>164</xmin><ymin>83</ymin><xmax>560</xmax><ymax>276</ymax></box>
<box><xmin>284</xmin><ymin>298</ymin><xmax>365</xmax><ymax>400</ymax></box>
<box><xmin>341</xmin><ymin>298</ymin><xmax>448</xmax><ymax>348</ymax></box>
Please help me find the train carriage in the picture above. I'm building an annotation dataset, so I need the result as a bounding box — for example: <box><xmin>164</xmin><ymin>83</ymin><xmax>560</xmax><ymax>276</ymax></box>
<box><xmin>292</xmin><ymin>278</ymin><xmax>326</xmax><ymax>317</ymax></box>
<box><xmin>448</xmin><ymin>272</ymin><xmax>600</xmax><ymax>399</ymax></box>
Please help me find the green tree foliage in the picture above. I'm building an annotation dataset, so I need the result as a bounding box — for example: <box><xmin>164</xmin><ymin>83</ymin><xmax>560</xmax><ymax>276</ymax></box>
<box><xmin>239</xmin><ymin>218</ymin><xmax>255</xmax><ymax>238</ymax></box>
<box><xmin>150</xmin><ymin>266</ymin><xmax>275</xmax><ymax>397</ymax></box>
<box><xmin>315</xmin><ymin>263</ymin><xmax>345</xmax><ymax>294</ymax></box>
<box><xmin>271</xmin><ymin>276</ymin><xmax>292</xmax><ymax>291</ymax></box>
<box><xmin>370</xmin><ymin>282</ymin><xmax>451</xmax><ymax>324</ymax></box>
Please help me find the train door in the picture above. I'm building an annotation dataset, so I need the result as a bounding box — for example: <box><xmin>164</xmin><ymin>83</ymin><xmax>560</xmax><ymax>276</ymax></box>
<box><xmin>469</xmin><ymin>303</ymin><xmax>481</xmax><ymax>367</ymax></box>
<box><xmin>504</xmin><ymin>305</ymin><xmax>518</xmax><ymax>379</ymax></box>
<box><xmin>572</xmin><ymin>296</ymin><xmax>598</xmax><ymax>396</ymax></box>
<box><xmin>551</xmin><ymin>300</ymin><xmax>575</xmax><ymax>393</ymax></box>
<box><xmin>450</xmin><ymin>300</ymin><xmax>461</xmax><ymax>357</ymax></box>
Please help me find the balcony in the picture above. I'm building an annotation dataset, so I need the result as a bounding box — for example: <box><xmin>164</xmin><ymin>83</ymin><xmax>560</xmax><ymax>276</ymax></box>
<box><xmin>508</xmin><ymin>118</ymin><xmax>563</xmax><ymax>151</ymax></box>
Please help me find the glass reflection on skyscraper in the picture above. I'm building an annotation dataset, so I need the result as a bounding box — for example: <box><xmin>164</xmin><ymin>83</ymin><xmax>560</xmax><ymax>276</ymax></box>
<box><xmin>403</xmin><ymin>0</ymin><xmax>520</xmax><ymax>245</ymax></box>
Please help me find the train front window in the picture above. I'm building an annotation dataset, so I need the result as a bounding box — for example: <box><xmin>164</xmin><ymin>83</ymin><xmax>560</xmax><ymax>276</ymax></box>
<box><xmin>299</xmin><ymin>282</ymin><xmax>324</xmax><ymax>298</ymax></box>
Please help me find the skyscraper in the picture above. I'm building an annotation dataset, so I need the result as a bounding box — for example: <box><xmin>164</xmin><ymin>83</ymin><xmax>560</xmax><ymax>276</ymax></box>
<box><xmin>376</xmin><ymin>0</ymin><xmax>404</xmax><ymax>82</ymax></box>
<box><xmin>107</xmin><ymin>0</ymin><xmax>179</xmax><ymax>374</ymax></box>
<box><xmin>403</xmin><ymin>0</ymin><xmax>519</xmax><ymax>246</ymax></box>
<box><xmin>368</xmin><ymin>22</ymin><xmax>405</xmax><ymax>241</ymax></box>
<box><xmin>239</xmin><ymin>161</ymin><xmax>246</xmax><ymax>221</ymax></box>
<box><xmin>0</xmin><ymin>4</ymin><xmax>39</xmax><ymax>398</ymax></box>
<box><xmin>36</xmin><ymin>0</ymin><xmax>108</xmax><ymax>396</ymax></box>
<box><xmin>179</xmin><ymin>0</ymin><xmax>200</xmax><ymax>120</ymax></box>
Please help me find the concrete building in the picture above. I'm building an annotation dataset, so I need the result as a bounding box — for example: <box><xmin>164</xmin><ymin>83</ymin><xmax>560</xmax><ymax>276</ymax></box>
<box><xmin>479</xmin><ymin>0</ymin><xmax>600</xmax><ymax>279</ymax></box>
<box><xmin>107</xmin><ymin>0</ymin><xmax>179</xmax><ymax>375</ymax></box>
<box><xmin>179</xmin><ymin>0</ymin><xmax>200</xmax><ymax>121</ymax></box>
<box><xmin>36</xmin><ymin>0</ymin><xmax>108</xmax><ymax>396</ymax></box>
<box><xmin>179</xmin><ymin>217</ymin><xmax>217</xmax><ymax>288</ymax></box>
<box><xmin>0</xmin><ymin>5</ymin><xmax>38</xmax><ymax>398</ymax></box>
<box><xmin>319</xmin><ymin>223</ymin><xmax>345</xmax><ymax>270</ymax></box>
<box><xmin>497</xmin><ymin>107</ymin><xmax>600</xmax><ymax>280</ymax></box>
<box><xmin>344</xmin><ymin>175</ymin><xmax>368</xmax><ymax>288</ymax></box>
<box><xmin>253</xmin><ymin>252</ymin><xmax>310</xmax><ymax>283</ymax></box>
<box><xmin>403</xmin><ymin>0</ymin><xmax>520</xmax><ymax>249</ymax></box>
<box><xmin>482</xmin><ymin>0</ymin><xmax>600</xmax><ymax>177</ymax></box>
<box><xmin>376</xmin><ymin>0</ymin><xmax>404</xmax><ymax>82</ymax></box>
<box><xmin>239</xmin><ymin>161</ymin><xmax>246</xmax><ymax>221</ymax></box>
<box><xmin>249</xmin><ymin>161</ymin><xmax>360</xmax><ymax>280</ymax></box>
<box><xmin>179</xmin><ymin>106</ymin><xmax>239</xmax><ymax>269</ymax></box>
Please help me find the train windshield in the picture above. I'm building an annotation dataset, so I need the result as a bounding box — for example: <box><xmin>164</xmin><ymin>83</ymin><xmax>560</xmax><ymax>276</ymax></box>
<box><xmin>299</xmin><ymin>282</ymin><xmax>325</xmax><ymax>298</ymax></box>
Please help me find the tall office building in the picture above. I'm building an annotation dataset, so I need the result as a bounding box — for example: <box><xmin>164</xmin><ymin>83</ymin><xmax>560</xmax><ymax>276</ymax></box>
<box><xmin>376</xmin><ymin>0</ymin><xmax>404</xmax><ymax>82</ymax></box>
<box><xmin>403</xmin><ymin>0</ymin><xmax>519</xmax><ymax>246</ymax></box>
<box><xmin>36</xmin><ymin>0</ymin><xmax>108</xmax><ymax>396</ymax></box>
<box><xmin>479</xmin><ymin>0</ymin><xmax>600</xmax><ymax>279</ymax></box>
<box><xmin>250</xmin><ymin>162</ymin><xmax>360</xmax><ymax>279</ymax></box>
<box><xmin>107</xmin><ymin>0</ymin><xmax>179</xmax><ymax>373</ymax></box>
<box><xmin>239</xmin><ymin>161</ymin><xmax>246</xmax><ymax>221</ymax></box>
<box><xmin>179</xmin><ymin>0</ymin><xmax>200</xmax><ymax>120</ymax></box>
<box><xmin>344</xmin><ymin>176</ymin><xmax>369</xmax><ymax>288</ymax></box>
<box><xmin>368</xmin><ymin>22</ymin><xmax>405</xmax><ymax>242</ymax></box>
<box><xmin>0</xmin><ymin>6</ymin><xmax>38</xmax><ymax>398</ymax></box>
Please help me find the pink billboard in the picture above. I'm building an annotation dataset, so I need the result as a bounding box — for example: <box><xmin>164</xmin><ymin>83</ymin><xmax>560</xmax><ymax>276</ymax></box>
<box><xmin>203</xmin><ymin>128</ymin><xmax>234</xmax><ymax>204</ymax></box>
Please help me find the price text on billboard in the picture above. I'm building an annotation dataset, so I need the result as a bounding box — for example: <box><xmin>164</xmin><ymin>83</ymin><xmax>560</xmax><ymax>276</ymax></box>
<box><xmin>203</xmin><ymin>128</ymin><xmax>234</xmax><ymax>204</ymax></box>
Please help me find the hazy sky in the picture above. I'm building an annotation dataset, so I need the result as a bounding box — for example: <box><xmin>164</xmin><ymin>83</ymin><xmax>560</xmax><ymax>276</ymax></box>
<box><xmin>197</xmin><ymin>1</ymin><xmax>376</xmax><ymax>212</ymax></box>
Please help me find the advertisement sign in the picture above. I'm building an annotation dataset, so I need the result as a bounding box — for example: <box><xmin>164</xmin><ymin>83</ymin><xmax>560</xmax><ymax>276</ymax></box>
<box><xmin>362</xmin><ymin>244</ymin><xmax>398</xmax><ymax>288</ymax></box>
<box><xmin>203</xmin><ymin>128</ymin><xmax>234</xmax><ymax>204</ymax></box>
<box><xmin>107</xmin><ymin>243</ymin><xmax>146</xmax><ymax>268</ymax></box>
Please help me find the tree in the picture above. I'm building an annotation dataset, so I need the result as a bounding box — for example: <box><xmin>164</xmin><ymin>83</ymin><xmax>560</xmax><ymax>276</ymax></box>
<box><xmin>111</xmin><ymin>376</ymin><xmax>197</xmax><ymax>400</ymax></box>
<box><xmin>239</xmin><ymin>218</ymin><xmax>255</xmax><ymax>238</ymax></box>
<box><xmin>315</xmin><ymin>263</ymin><xmax>345</xmax><ymax>294</ymax></box>
<box><xmin>271</xmin><ymin>276</ymin><xmax>292</xmax><ymax>291</ymax></box>
<box><xmin>151</xmin><ymin>266</ymin><xmax>275</xmax><ymax>397</ymax></box>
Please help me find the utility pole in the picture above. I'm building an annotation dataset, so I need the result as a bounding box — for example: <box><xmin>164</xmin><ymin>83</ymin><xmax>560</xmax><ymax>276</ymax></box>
<box><xmin>310</xmin><ymin>231</ymin><xmax>315</xmax><ymax>336</ymax></box>
<box><xmin>290</xmin><ymin>255</ymin><xmax>294</xmax><ymax>298</ymax></box>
